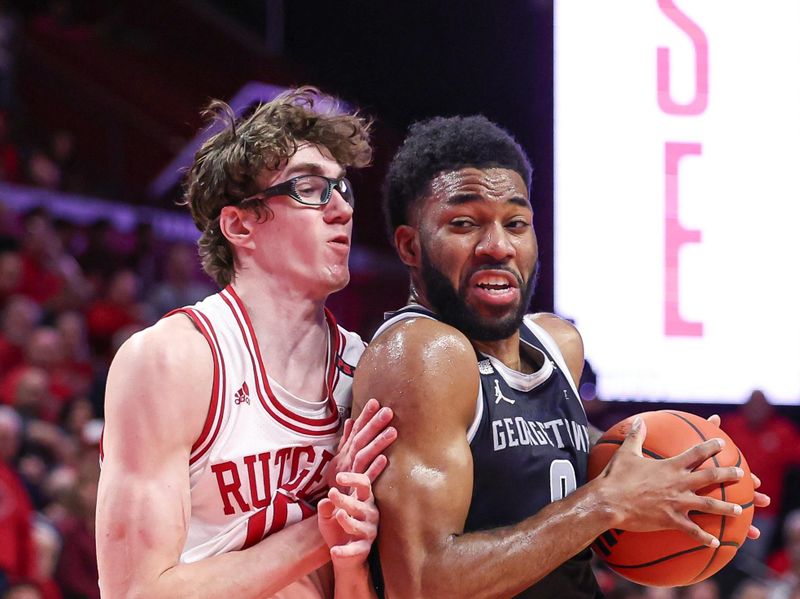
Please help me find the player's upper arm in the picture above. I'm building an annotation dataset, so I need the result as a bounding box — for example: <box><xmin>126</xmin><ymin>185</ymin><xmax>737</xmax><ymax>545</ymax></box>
<box><xmin>352</xmin><ymin>318</ymin><xmax>480</xmax><ymax>597</ymax></box>
<box><xmin>97</xmin><ymin>314</ymin><xmax>211</xmax><ymax>598</ymax></box>
<box><xmin>529</xmin><ymin>312</ymin><xmax>585</xmax><ymax>388</ymax></box>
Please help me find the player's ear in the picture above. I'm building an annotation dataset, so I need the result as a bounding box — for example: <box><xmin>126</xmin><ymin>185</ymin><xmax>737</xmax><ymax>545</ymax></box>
<box><xmin>219</xmin><ymin>205</ymin><xmax>257</xmax><ymax>250</ymax></box>
<box><xmin>394</xmin><ymin>225</ymin><xmax>421</xmax><ymax>268</ymax></box>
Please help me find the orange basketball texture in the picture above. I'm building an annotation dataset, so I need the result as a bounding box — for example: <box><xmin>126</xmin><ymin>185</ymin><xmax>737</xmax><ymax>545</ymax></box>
<box><xmin>587</xmin><ymin>410</ymin><xmax>755</xmax><ymax>587</ymax></box>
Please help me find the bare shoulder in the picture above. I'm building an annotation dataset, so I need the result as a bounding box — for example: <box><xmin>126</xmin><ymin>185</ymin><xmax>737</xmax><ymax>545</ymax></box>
<box><xmin>104</xmin><ymin>313</ymin><xmax>213</xmax><ymax>459</ymax></box>
<box><xmin>528</xmin><ymin>313</ymin><xmax>584</xmax><ymax>385</ymax></box>
<box><xmin>354</xmin><ymin>317</ymin><xmax>479</xmax><ymax>427</ymax></box>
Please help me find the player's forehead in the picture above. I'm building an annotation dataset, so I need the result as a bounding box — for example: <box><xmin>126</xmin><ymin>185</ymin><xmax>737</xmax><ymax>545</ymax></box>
<box><xmin>429</xmin><ymin>167</ymin><xmax>528</xmax><ymax>204</ymax></box>
<box><xmin>416</xmin><ymin>167</ymin><xmax>530</xmax><ymax>221</ymax></box>
<box><xmin>260</xmin><ymin>143</ymin><xmax>345</xmax><ymax>187</ymax></box>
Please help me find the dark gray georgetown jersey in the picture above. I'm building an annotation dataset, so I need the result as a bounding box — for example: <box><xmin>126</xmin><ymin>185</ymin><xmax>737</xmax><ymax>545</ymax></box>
<box><xmin>369</xmin><ymin>306</ymin><xmax>602</xmax><ymax>599</ymax></box>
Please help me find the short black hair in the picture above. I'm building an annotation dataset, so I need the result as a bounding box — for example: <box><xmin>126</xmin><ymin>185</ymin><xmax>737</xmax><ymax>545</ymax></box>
<box><xmin>383</xmin><ymin>115</ymin><xmax>533</xmax><ymax>240</ymax></box>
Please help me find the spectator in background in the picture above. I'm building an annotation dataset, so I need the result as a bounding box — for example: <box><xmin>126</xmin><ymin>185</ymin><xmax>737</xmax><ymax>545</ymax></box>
<box><xmin>85</xmin><ymin>269</ymin><xmax>145</xmax><ymax>360</ymax></box>
<box><xmin>0</xmin><ymin>406</ymin><xmax>36</xmax><ymax>594</ymax></box>
<box><xmin>53</xmin><ymin>312</ymin><xmax>92</xmax><ymax>402</ymax></box>
<box><xmin>1</xmin><ymin>583</ymin><xmax>42</xmax><ymax>599</ymax></box>
<box><xmin>682</xmin><ymin>579</ymin><xmax>720</xmax><ymax>599</ymax></box>
<box><xmin>125</xmin><ymin>222</ymin><xmax>159</xmax><ymax>297</ymax></box>
<box><xmin>730</xmin><ymin>579</ymin><xmax>769</xmax><ymax>599</ymax></box>
<box><xmin>76</xmin><ymin>219</ymin><xmax>123</xmax><ymax>296</ymax></box>
<box><xmin>725</xmin><ymin>390</ymin><xmax>800</xmax><ymax>562</ymax></box>
<box><xmin>14</xmin><ymin>208</ymin><xmax>87</xmax><ymax>312</ymax></box>
<box><xmin>46</xmin><ymin>131</ymin><xmax>81</xmax><ymax>193</ymax></box>
<box><xmin>31</xmin><ymin>517</ymin><xmax>61</xmax><ymax>599</ymax></box>
<box><xmin>147</xmin><ymin>243</ymin><xmax>213</xmax><ymax>318</ymax></box>
<box><xmin>0</xmin><ymin>238</ymin><xmax>22</xmax><ymax>303</ymax></box>
<box><xmin>53</xmin><ymin>456</ymin><xmax>99</xmax><ymax>599</ymax></box>
<box><xmin>0</xmin><ymin>296</ymin><xmax>40</xmax><ymax>380</ymax></box>
<box><xmin>768</xmin><ymin>510</ymin><xmax>800</xmax><ymax>578</ymax></box>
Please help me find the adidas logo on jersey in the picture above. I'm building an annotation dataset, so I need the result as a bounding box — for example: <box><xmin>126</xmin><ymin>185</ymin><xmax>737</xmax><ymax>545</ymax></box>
<box><xmin>234</xmin><ymin>382</ymin><xmax>250</xmax><ymax>405</ymax></box>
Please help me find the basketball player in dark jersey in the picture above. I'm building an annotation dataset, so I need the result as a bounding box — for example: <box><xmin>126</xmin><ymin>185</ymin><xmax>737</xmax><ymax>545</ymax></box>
<box><xmin>352</xmin><ymin>116</ymin><xmax>769</xmax><ymax>598</ymax></box>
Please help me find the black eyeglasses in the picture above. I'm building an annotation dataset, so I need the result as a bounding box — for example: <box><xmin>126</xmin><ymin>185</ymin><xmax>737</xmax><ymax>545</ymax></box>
<box><xmin>242</xmin><ymin>175</ymin><xmax>355</xmax><ymax>208</ymax></box>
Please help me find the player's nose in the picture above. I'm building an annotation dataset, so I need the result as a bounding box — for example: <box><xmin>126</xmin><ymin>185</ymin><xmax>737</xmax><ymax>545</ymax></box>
<box><xmin>476</xmin><ymin>224</ymin><xmax>515</xmax><ymax>261</ymax></box>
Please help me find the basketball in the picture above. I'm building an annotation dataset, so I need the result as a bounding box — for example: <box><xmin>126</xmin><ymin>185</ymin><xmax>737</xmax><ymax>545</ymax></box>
<box><xmin>587</xmin><ymin>410</ymin><xmax>755</xmax><ymax>587</ymax></box>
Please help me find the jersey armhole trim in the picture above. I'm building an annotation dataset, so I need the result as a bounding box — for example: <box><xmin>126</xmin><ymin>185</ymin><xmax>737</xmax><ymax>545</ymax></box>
<box><xmin>466</xmin><ymin>384</ymin><xmax>484</xmax><ymax>444</ymax></box>
<box><xmin>167</xmin><ymin>308</ymin><xmax>226</xmax><ymax>464</ymax></box>
<box><xmin>523</xmin><ymin>316</ymin><xmax>588</xmax><ymax>421</ymax></box>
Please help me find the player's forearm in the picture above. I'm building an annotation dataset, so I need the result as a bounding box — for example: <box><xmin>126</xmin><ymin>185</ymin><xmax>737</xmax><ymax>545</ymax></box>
<box><xmin>102</xmin><ymin>517</ymin><xmax>330</xmax><ymax>599</ymax></box>
<box><xmin>333</xmin><ymin>563</ymin><xmax>376</xmax><ymax>599</ymax></box>
<box><xmin>389</xmin><ymin>479</ymin><xmax>616</xmax><ymax>599</ymax></box>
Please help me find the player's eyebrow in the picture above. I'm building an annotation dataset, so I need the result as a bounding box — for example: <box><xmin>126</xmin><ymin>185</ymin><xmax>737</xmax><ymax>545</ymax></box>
<box><xmin>445</xmin><ymin>193</ymin><xmax>529</xmax><ymax>208</ymax></box>
<box><xmin>282</xmin><ymin>162</ymin><xmax>346</xmax><ymax>179</ymax></box>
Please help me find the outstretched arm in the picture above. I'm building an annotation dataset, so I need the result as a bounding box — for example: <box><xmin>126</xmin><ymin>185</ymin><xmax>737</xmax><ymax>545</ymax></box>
<box><xmin>353</xmin><ymin>318</ymin><xmax>746</xmax><ymax>599</ymax></box>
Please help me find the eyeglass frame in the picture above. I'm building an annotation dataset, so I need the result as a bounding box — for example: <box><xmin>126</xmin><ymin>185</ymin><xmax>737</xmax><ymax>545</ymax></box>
<box><xmin>240</xmin><ymin>174</ymin><xmax>355</xmax><ymax>208</ymax></box>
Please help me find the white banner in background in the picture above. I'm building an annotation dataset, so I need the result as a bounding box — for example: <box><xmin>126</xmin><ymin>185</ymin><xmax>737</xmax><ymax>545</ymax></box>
<box><xmin>554</xmin><ymin>1</ymin><xmax>800</xmax><ymax>403</ymax></box>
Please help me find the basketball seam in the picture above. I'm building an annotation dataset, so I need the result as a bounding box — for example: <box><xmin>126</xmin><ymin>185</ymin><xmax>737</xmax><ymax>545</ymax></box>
<box><xmin>603</xmin><ymin>541</ymin><xmax>739</xmax><ymax>569</ymax></box>
<box><xmin>594</xmin><ymin>439</ymin><xmax>665</xmax><ymax>460</ymax></box>
<box><xmin>665</xmin><ymin>411</ymin><xmax>727</xmax><ymax>584</ymax></box>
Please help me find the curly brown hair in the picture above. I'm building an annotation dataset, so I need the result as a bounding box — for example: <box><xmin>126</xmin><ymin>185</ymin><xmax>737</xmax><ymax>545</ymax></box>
<box><xmin>182</xmin><ymin>86</ymin><xmax>373</xmax><ymax>287</ymax></box>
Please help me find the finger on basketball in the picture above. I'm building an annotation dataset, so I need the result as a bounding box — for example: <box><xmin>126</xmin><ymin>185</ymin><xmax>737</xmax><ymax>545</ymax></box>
<box><xmin>352</xmin><ymin>426</ymin><xmax>397</xmax><ymax>474</ymax></box>
<box><xmin>617</xmin><ymin>416</ymin><xmax>647</xmax><ymax>457</ymax></box>
<box><xmin>754</xmin><ymin>490</ymin><xmax>770</xmax><ymax>508</ymax></box>
<box><xmin>747</xmin><ymin>524</ymin><xmax>761</xmax><ymax>540</ymax></box>
<box><xmin>673</xmin><ymin>438</ymin><xmax>725</xmax><ymax>470</ymax></box>
<box><xmin>685</xmin><ymin>495</ymin><xmax>742</xmax><ymax>517</ymax></box>
<box><xmin>707</xmin><ymin>414</ymin><xmax>721</xmax><ymax>427</ymax></box>
<box><xmin>686</xmin><ymin>465</ymin><xmax>743</xmax><ymax>488</ymax></box>
<box><xmin>678</xmin><ymin>519</ymin><xmax>720</xmax><ymax>548</ymax></box>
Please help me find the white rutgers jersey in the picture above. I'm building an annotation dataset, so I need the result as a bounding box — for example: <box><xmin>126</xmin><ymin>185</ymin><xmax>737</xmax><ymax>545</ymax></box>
<box><xmin>168</xmin><ymin>285</ymin><xmax>364</xmax><ymax>565</ymax></box>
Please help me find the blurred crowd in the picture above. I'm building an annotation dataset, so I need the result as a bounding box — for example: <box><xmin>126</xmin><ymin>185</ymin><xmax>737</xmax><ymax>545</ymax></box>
<box><xmin>0</xmin><ymin>202</ymin><xmax>214</xmax><ymax>599</ymax></box>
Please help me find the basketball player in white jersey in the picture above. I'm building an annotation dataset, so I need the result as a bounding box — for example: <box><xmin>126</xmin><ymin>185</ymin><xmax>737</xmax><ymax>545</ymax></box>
<box><xmin>355</xmin><ymin>116</ymin><xmax>769</xmax><ymax>597</ymax></box>
<box><xmin>97</xmin><ymin>88</ymin><xmax>397</xmax><ymax>598</ymax></box>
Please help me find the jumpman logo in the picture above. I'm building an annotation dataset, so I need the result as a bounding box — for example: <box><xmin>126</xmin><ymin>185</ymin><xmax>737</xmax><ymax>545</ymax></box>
<box><xmin>493</xmin><ymin>379</ymin><xmax>515</xmax><ymax>405</ymax></box>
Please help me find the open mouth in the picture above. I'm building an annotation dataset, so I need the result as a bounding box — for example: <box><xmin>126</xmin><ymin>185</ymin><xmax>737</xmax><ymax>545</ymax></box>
<box><xmin>468</xmin><ymin>270</ymin><xmax>520</xmax><ymax>304</ymax></box>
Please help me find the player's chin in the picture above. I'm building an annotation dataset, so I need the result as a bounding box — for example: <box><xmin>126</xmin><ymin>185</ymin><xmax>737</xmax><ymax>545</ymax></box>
<box><xmin>469</xmin><ymin>297</ymin><xmax>521</xmax><ymax>321</ymax></box>
<box><xmin>324</xmin><ymin>266</ymin><xmax>350</xmax><ymax>292</ymax></box>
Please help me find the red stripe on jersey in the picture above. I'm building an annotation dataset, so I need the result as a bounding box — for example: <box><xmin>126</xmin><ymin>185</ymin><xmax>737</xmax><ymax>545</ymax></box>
<box><xmin>268</xmin><ymin>493</ymin><xmax>290</xmax><ymax>536</ymax></box>
<box><xmin>191</xmin><ymin>309</ymin><xmax>228</xmax><ymax>463</ymax></box>
<box><xmin>221</xmin><ymin>287</ymin><xmax>340</xmax><ymax>436</ymax></box>
<box><xmin>242</xmin><ymin>508</ymin><xmax>268</xmax><ymax>550</ymax></box>
<box><xmin>169</xmin><ymin>308</ymin><xmax>226</xmax><ymax>465</ymax></box>
<box><xmin>299</xmin><ymin>501</ymin><xmax>315</xmax><ymax>520</ymax></box>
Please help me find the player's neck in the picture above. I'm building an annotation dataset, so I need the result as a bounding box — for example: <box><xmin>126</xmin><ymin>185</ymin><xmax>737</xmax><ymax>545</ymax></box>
<box><xmin>472</xmin><ymin>334</ymin><xmax>531</xmax><ymax>374</ymax></box>
<box><xmin>229</xmin><ymin>276</ymin><xmax>330</xmax><ymax>399</ymax></box>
